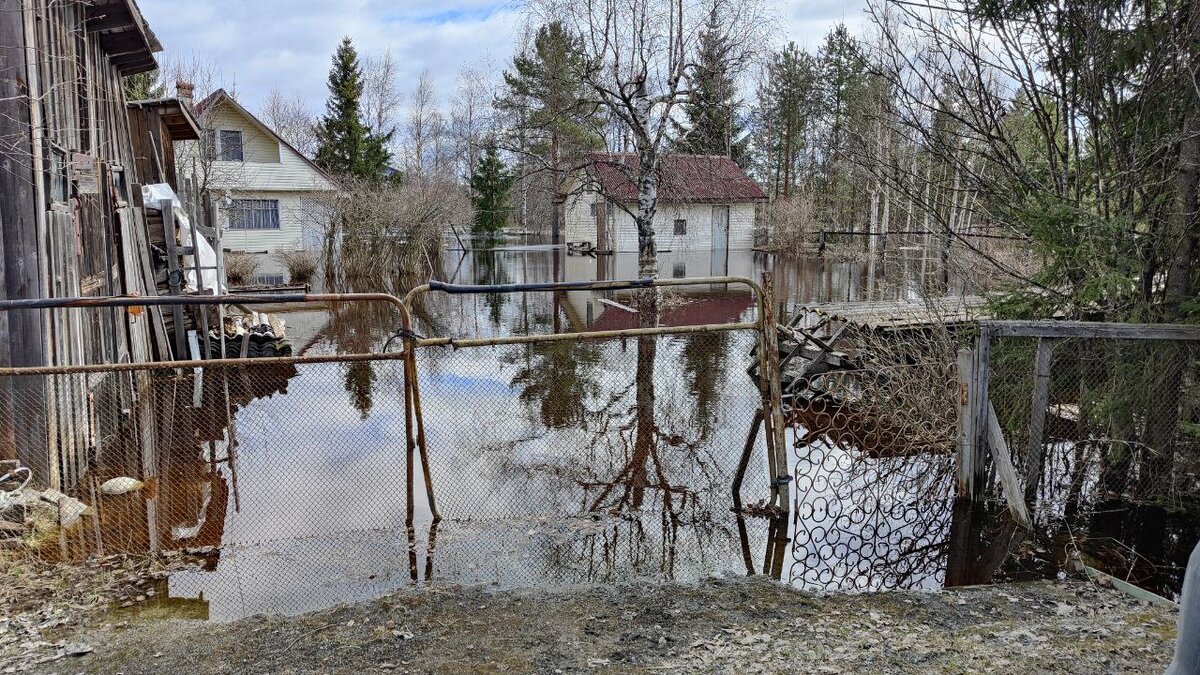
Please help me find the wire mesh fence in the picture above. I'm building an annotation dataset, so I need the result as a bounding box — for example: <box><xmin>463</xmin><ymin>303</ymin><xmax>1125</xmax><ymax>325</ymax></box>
<box><xmin>988</xmin><ymin>336</ymin><xmax>1200</xmax><ymax>518</ymax></box>
<box><xmin>0</xmin><ymin>307</ymin><xmax>779</xmax><ymax>619</ymax></box>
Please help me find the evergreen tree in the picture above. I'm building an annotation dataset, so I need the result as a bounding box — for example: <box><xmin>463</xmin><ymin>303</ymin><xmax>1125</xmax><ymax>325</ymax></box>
<box><xmin>315</xmin><ymin>38</ymin><xmax>392</xmax><ymax>180</ymax></box>
<box><xmin>672</xmin><ymin>9</ymin><xmax>748</xmax><ymax>164</ymax></box>
<box><xmin>123</xmin><ymin>71</ymin><xmax>166</xmax><ymax>101</ymax></box>
<box><xmin>470</xmin><ymin>145</ymin><xmax>514</xmax><ymax>234</ymax></box>
<box><xmin>496</xmin><ymin>21</ymin><xmax>603</xmax><ymax>241</ymax></box>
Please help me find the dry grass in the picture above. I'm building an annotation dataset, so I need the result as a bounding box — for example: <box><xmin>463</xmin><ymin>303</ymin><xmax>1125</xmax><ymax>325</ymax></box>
<box><xmin>224</xmin><ymin>252</ymin><xmax>260</xmax><ymax>286</ymax></box>
<box><xmin>274</xmin><ymin>249</ymin><xmax>319</xmax><ymax>284</ymax></box>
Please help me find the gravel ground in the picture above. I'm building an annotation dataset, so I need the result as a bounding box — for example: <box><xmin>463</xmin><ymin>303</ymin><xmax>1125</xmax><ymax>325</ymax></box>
<box><xmin>5</xmin><ymin>577</ymin><xmax>1178</xmax><ymax>674</ymax></box>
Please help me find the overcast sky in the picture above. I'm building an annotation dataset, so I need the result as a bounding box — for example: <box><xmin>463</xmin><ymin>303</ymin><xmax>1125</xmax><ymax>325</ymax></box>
<box><xmin>138</xmin><ymin>0</ymin><xmax>868</xmax><ymax>116</ymax></box>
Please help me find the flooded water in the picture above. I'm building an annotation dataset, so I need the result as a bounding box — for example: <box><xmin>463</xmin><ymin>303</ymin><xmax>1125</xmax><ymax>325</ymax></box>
<box><xmin>52</xmin><ymin>243</ymin><xmax>1188</xmax><ymax>622</ymax></box>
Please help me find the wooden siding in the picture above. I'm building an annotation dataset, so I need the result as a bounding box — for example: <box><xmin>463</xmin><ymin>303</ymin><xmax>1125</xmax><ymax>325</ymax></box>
<box><xmin>220</xmin><ymin>191</ymin><xmax>331</xmax><ymax>252</ymax></box>
<box><xmin>0</xmin><ymin>0</ymin><xmax>165</xmax><ymax>487</ymax></box>
<box><xmin>196</xmin><ymin>100</ymin><xmax>335</xmax><ymax>193</ymax></box>
<box><xmin>565</xmin><ymin>188</ymin><xmax>756</xmax><ymax>253</ymax></box>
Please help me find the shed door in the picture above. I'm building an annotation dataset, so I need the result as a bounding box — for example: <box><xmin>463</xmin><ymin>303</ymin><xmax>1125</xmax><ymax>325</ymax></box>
<box><xmin>711</xmin><ymin>205</ymin><xmax>730</xmax><ymax>274</ymax></box>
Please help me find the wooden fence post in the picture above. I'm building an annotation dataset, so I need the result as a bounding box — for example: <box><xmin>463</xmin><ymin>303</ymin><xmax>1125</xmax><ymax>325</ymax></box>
<box><xmin>760</xmin><ymin>272</ymin><xmax>790</xmax><ymax>515</ymax></box>
<box><xmin>956</xmin><ymin>348</ymin><xmax>976</xmax><ymax>499</ymax></box>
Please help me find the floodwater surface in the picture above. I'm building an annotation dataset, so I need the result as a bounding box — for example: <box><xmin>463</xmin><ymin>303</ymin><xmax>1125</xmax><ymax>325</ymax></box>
<box><xmin>69</xmin><ymin>245</ymin><xmax>1189</xmax><ymax>622</ymax></box>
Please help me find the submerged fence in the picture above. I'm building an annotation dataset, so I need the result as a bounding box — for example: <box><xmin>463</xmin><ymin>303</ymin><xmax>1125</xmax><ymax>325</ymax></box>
<box><xmin>0</xmin><ymin>278</ymin><xmax>791</xmax><ymax>618</ymax></box>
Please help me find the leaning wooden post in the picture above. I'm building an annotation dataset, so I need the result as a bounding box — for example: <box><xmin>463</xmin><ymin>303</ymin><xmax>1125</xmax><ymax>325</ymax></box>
<box><xmin>760</xmin><ymin>272</ymin><xmax>790</xmax><ymax>515</ymax></box>
<box><xmin>1024</xmin><ymin>337</ymin><xmax>1057</xmax><ymax>510</ymax></box>
<box><xmin>956</xmin><ymin>348</ymin><xmax>976</xmax><ymax>499</ymax></box>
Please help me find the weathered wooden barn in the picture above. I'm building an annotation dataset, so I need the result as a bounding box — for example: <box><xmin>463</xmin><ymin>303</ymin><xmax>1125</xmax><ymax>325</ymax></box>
<box><xmin>0</xmin><ymin>0</ymin><xmax>202</xmax><ymax>489</ymax></box>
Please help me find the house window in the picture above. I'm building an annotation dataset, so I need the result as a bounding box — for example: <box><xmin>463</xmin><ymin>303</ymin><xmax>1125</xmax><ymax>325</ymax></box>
<box><xmin>218</xmin><ymin>130</ymin><xmax>244</xmax><ymax>161</ymax></box>
<box><xmin>589</xmin><ymin>202</ymin><xmax>614</xmax><ymax>217</ymax></box>
<box><xmin>229</xmin><ymin>199</ymin><xmax>281</xmax><ymax>230</ymax></box>
<box><xmin>672</xmin><ymin>262</ymin><xmax>686</xmax><ymax>278</ymax></box>
<box><xmin>255</xmin><ymin>273</ymin><xmax>285</xmax><ymax>286</ymax></box>
<box><xmin>673</xmin><ymin>219</ymin><xmax>687</xmax><ymax>235</ymax></box>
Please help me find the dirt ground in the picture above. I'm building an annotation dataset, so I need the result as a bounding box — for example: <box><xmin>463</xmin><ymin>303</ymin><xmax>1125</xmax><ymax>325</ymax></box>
<box><xmin>3</xmin><ymin>576</ymin><xmax>1178</xmax><ymax>674</ymax></box>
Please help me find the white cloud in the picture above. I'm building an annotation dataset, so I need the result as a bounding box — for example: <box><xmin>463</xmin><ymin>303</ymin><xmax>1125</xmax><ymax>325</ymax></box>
<box><xmin>137</xmin><ymin>0</ymin><xmax>867</xmax><ymax>116</ymax></box>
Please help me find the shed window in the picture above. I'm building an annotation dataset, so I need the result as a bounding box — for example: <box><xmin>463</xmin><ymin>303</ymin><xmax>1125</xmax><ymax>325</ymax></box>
<box><xmin>229</xmin><ymin>199</ymin><xmax>281</xmax><ymax>230</ymax></box>
<box><xmin>218</xmin><ymin>130</ymin><xmax>244</xmax><ymax>161</ymax></box>
<box><xmin>673</xmin><ymin>219</ymin><xmax>687</xmax><ymax>235</ymax></box>
<box><xmin>589</xmin><ymin>202</ymin><xmax>613</xmax><ymax>217</ymax></box>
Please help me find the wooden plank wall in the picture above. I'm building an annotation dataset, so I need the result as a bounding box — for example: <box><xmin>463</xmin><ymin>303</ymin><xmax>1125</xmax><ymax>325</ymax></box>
<box><xmin>1</xmin><ymin>0</ymin><xmax>163</xmax><ymax>489</ymax></box>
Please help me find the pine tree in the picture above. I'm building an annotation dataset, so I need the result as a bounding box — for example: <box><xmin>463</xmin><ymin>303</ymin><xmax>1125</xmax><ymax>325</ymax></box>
<box><xmin>672</xmin><ymin>9</ymin><xmax>747</xmax><ymax>164</ymax></box>
<box><xmin>496</xmin><ymin>21</ymin><xmax>603</xmax><ymax>242</ymax></box>
<box><xmin>470</xmin><ymin>145</ymin><xmax>515</xmax><ymax>234</ymax></box>
<box><xmin>315</xmin><ymin>38</ymin><xmax>392</xmax><ymax>180</ymax></box>
<box><xmin>123</xmin><ymin>71</ymin><xmax>166</xmax><ymax>101</ymax></box>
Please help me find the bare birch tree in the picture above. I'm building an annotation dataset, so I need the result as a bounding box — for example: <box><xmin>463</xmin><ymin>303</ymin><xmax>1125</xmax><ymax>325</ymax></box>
<box><xmin>532</xmin><ymin>0</ymin><xmax>766</xmax><ymax>276</ymax></box>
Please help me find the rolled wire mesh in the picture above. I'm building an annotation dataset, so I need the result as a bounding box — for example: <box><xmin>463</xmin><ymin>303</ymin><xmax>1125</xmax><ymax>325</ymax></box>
<box><xmin>788</xmin><ymin>361</ymin><xmax>959</xmax><ymax>591</ymax></box>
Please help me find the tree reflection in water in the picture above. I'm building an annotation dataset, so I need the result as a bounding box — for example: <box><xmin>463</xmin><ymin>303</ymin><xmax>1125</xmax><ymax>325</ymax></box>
<box><xmin>512</xmin><ymin>339</ymin><xmax>602</xmax><ymax>429</ymax></box>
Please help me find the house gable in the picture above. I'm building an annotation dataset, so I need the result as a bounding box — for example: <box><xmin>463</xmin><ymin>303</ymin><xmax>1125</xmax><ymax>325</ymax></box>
<box><xmin>194</xmin><ymin>90</ymin><xmax>337</xmax><ymax>193</ymax></box>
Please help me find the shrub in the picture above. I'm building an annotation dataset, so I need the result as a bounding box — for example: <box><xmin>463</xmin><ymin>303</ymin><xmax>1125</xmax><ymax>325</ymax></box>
<box><xmin>274</xmin><ymin>249</ymin><xmax>320</xmax><ymax>284</ymax></box>
<box><xmin>224</xmin><ymin>252</ymin><xmax>260</xmax><ymax>286</ymax></box>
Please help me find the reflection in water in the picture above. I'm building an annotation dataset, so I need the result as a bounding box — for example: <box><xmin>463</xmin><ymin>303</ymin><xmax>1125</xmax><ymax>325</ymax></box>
<box><xmin>344</xmin><ymin>361</ymin><xmax>377</xmax><ymax>419</ymax></box>
<box><xmin>511</xmin><ymin>339</ymin><xmax>602</xmax><ymax>429</ymax></box>
<box><xmin>58</xmin><ymin>245</ymin><xmax>1027</xmax><ymax>622</ymax></box>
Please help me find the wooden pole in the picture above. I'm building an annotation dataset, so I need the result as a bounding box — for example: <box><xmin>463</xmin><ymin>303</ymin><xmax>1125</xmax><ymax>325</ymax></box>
<box><xmin>971</xmin><ymin>327</ymin><xmax>992</xmax><ymax>500</ymax></box>
<box><xmin>162</xmin><ymin>206</ymin><xmax>187</xmax><ymax>359</ymax></box>
<box><xmin>956</xmin><ymin>348</ymin><xmax>976</xmax><ymax>499</ymax></box>
<box><xmin>1024</xmin><ymin>337</ymin><xmax>1057</xmax><ymax>508</ymax></box>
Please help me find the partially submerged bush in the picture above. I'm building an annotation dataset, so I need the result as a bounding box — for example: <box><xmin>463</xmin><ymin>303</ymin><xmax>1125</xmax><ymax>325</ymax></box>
<box><xmin>322</xmin><ymin>176</ymin><xmax>470</xmax><ymax>281</ymax></box>
<box><xmin>224</xmin><ymin>251</ymin><xmax>260</xmax><ymax>286</ymax></box>
<box><xmin>275</xmin><ymin>249</ymin><xmax>319</xmax><ymax>284</ymax></box>
<box><xmin>765</xmin><ymin>193</ymin><xmax>821</xmax><ymax>253</ymax></box>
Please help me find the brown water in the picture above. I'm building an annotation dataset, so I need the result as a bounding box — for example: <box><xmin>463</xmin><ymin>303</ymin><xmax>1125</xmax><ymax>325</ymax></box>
<box><xmin>67</xmin><ymin>245</ymin><xmax>1189</xmax><ymax>622</ymax></box>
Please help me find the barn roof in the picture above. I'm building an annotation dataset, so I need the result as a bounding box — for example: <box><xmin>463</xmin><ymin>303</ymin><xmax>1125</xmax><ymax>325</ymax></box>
<box><xmin>84</xmin><ymin>0</ymin><xmax>161</xmax><ymax>75</ymax></box>
<box><xmin>586</xmin><ymin>153</ymin><xmax>767</xmax><ymax>204</ymax></box>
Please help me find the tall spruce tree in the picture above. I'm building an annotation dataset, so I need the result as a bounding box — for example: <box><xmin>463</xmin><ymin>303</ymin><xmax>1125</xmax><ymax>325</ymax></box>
<box><xmin>470</xmin><ymin>145</ymin><xmax>514</xmax><ymax>234</ymax></box>
<box><xmin>496</xmin><ymin>21</ymin><xmax>603</xmax><ymax>242</ymax></box>
<box><xmin>672</xmin><ymin>9</ymin><xmax>747</xmax><ymax>163</ymax></box>
<box><xmin>315</xmin><ymin>38</ymin><xmax>392</xmax><ymax>180</ymax></box>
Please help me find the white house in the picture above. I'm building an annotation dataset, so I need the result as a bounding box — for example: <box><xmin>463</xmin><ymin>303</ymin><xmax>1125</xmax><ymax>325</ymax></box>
<box><xmin>565</xmin><ymin>153</ymin><xmax>767</xmax><ymax>256</ymax></box>
<box><xmin>189</xmin><ymin>87</ymin><xmax>337</xmax><ymax>253</ymax></box>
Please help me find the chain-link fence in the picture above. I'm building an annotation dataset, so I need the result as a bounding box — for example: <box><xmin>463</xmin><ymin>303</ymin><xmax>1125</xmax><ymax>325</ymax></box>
<box><xmin>985</xmin><ymin>328</ymin><xmax>1200</xmax><ymax>596</ymax></box>
<box><xmin>1</xmin><ymin>281</ymin><xmax>789</xmax><ymax>619</ymax></box>
<box><xmin>988</xmin><ymin>334</ymin><xmax>1200</xmax><ymax>514</ymax></box>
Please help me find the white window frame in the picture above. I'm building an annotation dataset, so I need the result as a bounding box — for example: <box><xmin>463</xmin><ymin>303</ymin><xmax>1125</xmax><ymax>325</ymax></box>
<box><xmin>228</xmin><ymin>199</ymin><xmax>281</xmax><ymax>230</ymax></box>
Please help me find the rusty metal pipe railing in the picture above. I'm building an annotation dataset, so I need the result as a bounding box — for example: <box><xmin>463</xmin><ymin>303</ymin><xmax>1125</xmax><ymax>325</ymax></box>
<box><xmin>0</xmin><ymin>290</ymin><xmax>441</xmax><ymax>526</ymax></box>
<box><xmin>0</xmin><ymin>292</ymin><xmax>414</xmax><ymax>375</ymax></box>
<box><xmin>401</xmin><ymin>274</ymin><xmax>788</xmax><ymax>517</ymax></box>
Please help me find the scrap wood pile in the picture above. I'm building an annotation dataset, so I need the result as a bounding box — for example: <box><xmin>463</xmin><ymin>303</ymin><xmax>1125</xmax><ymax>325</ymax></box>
<box><xmin>752</xmin><ymin>305</ymin><xmax>963</xmax><ymax>457</ymax></box>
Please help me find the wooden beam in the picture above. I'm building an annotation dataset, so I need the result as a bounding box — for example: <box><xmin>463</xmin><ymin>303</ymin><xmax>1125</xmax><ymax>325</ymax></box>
<box><xmin>984</xmin><ymin>320</ymin><xmax>1200</xmax><ymax>341</ymax></box>
<box><xmin>0</xmin><ymin>0</ymin><xmax>49</xmax><ymax>477</ymax></box>
<box><xmin>986</xmin><ymin>400</ymin><xmax>1032</xmax><ymax>529</ymax></box>
<box><xmin>971</xmin><ymin>327</ymin><xmax>992</xmax><ymax>500</ymax></box>
<box><xmin>955</xmin><ymin>348</ymin><xmax>976</xmax><ymax>499</ymax></box>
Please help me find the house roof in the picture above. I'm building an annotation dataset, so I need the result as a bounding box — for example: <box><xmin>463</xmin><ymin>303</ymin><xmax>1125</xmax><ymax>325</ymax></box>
<box><xmin>586</xmin><ymin>153</ymin><xmax>767</xmax><ymax>203</ymax></box>
<box><xmin>84</xmin><ymin>0</ymin><xmax>161</xmax><ymax>75</ymax></box>
<box><xmin>193</xmin><ymin>89</ymin><xmax>337</xmax><ymax>190</ymax></box>
<box><xmin>126</xmin><ymin>98</ymin><xmax>202</xmax><ymax>141</ymax></box>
